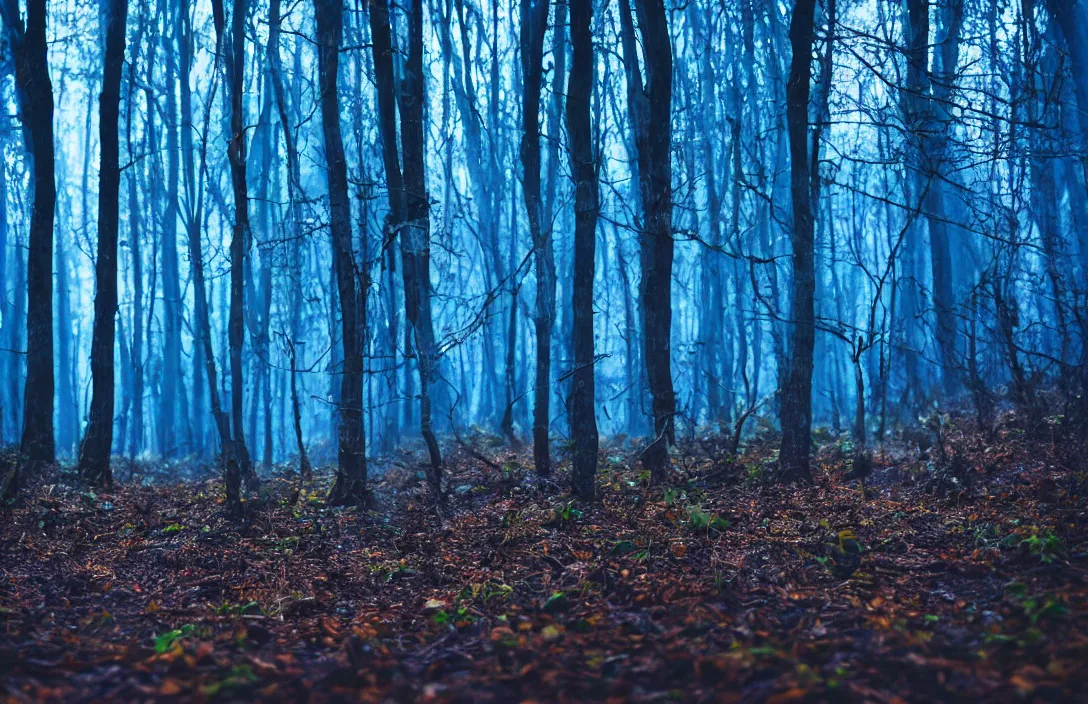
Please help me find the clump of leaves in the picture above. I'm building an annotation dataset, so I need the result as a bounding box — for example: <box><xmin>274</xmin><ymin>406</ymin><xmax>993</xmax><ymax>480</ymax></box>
<box><xmin>548</xmin><ymin>500</ymin><xmax>583</xmax><ymax>525</ymax></box>
<box><xmin>457</xmin><ymin>581</ymin><xmax>513</xmax><ymax>604</ymax></box>
<box><xmin>213</xmin><ymin>600</ymin><xmax>261</xmax><ymax>617</ymax></box>
<box><xmin>202</xmin><ymin>664</ymin><xmax>259</xmax><ymax>697</ymax></box>
<box><xmin>432</xmin><ymin>606</ymin><xmax>475</xmax><ymax>627</ymax></box>
<box><xmin>1003</xmin><ymin>525</ymin><xmax>1063</xmax><ymax>563</ymax></box>
<box><xmin>817</xmin><ymin>529</ymin><xmax>865</xmax><ymax>579</ymax></box>
<box><xmin>686</xmin><ymin>505</ymin><xmax>730</xmax><ymax>534</ymax></box>
<box><xmin>543</xmin><ymin>591</ymin><xmax>570</xmax><ymax>614</ymax></box>
<box><xmin>1004</xmin><ymin>581</ymin><xmax>1070</xmax><ymax>625</ymax></box>
<box><xmin>745</xmin><ymin>453</ymin><xmax>777</xmax><ymax>487</ymax></box>
<box><xmin>154</xmin><ymin>624</ymin><xmax>198</xmax><ymax>653</ymax></box>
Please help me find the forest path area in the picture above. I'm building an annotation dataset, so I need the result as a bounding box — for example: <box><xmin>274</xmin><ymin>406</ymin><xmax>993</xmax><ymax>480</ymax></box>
<box><xmin>2</xmin><ymin>423</ymin><xmax>1087</xmax><ymax>702</ymax></box>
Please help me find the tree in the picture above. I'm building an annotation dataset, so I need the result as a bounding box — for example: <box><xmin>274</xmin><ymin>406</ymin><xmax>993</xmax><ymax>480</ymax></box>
<box><xmin>520</xmin><ymin>0</ymin><xmax>552</xmax><ymax>476</ymax></box>
<box><xmin>0</xmin><ymin>0</ymin><xmax>57</xmax><ymax>491</ymax></box>
<box><xmin>618</xmin><ymin>0</ymin><xmax>675</xmax><ymax>481</ymax></box>
<box><xmin>567</xmin><ymin>0</ymin><xmax>598</xmax><ymax>499</ymax></box>
<box><xmin>210</xmin><ymin>0</ymin><xmax>257</xmax><ymax>492</ymax></box>
<box><xmin>1047</xmin><ymin>0</ymin><xmax>1088</xmax><ymax>407</ymax></box>
<box><xmin>778</xmin><ymin>0</ymin><xmax>817</xmax><ymax>483</ymax></box>
<box><xmin>77</xmin><ymin>0</ymin><xmax>129</xmax><ymax>486</ymax></box>
<box><xmin>316</xmin><ymin>0</ymin><xmax>367</xmax><ymax>506</ymax></box>
<box><xmin>901</xmin><ymin>0</ymin><xmax>964</xmax><ymax>399</ymax></box>
<box><xmin>401</xmin><ymin>0</ymin><xmax>443</xmax><ymax>476</ymax></box>
<box><xmin>369</xmin><ymin>0</ymin><xmax>443</xmax><ymax>493</ymax></box>
<box><xmin>160</xmin><ymin>0</ymin><xmax>184</xmax><ymax>457</ymax></box>
<box><xmin>194</xmin><ymin>0</ymin><xmax>246</xmax><ymax>516</ymax></box>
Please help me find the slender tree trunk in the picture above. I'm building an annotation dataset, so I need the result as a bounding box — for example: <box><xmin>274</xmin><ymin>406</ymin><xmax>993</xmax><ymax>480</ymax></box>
<box><xmin>1047</xmin><ymin>0</ymin><xmax>1088</xmax><ymax>402</ymax></box>
<box><xmin>78</xmin><ymin>0</ymin><xmax>129</xmax><ymax>486</ymax></box>
<box><xmin>160</xmin><ymin>0</ymin><xmax>183</xmax><ymax>458</ymax></box>
<box><xmin>567</xmin><ymin>0</ymin><xmax>598</xmax><ymax>499</ymax></box>
<box><xmin>122</xmin><ymin>27</ymin><xmax>145</xmax><ymax>459</ymax></box>
<box><xmin>286</xmin><ymin>336</ymin><xmax>310</xmax><ymax>479</ymax></box>
<box><xmin>520</xmin><ymin>0</ymin><xmax>552</xmax><ymax>476</ymax></box>
<box><xmin>0</xmin><ymin>130</ymin><xmax>7</xmax><ymax>443</ymax></box>
<box><xmin>689</xmin><ymin>1</ymin><xmax>725</xmax><ymax>427</ymax></box>
<box><xmin>401</xmin><ymin>0</ymin><xmax>443</xmax><ymax>475</ymax></box>
<box><xmin>211</xmin><ymin>0</ymin><xmax>257</xmax><ymax>490</ymax></box>
<box><xmin>55</xmin><ymin>199</ymin><xmax>76</xmax><ymax>457</ymax></box>
<box><xmin>2</xmin><ymin>0</ymin><xmax>58</xmax><ymax>479</ymax></box>
<box><xmin>370</xmin><ymin>0</ymin><xmax>443</xmax><ymax>483</ymax></box>
<box><xmin>188</xmin><ymin>1</ymin><xmax>242</xmax><ymax>514</ymax></box>
<box><xmin>778</xmin><ymin>0</ymin><xmax>818</xmax><ymax>483</ymax></box>
<box><xmin>620</xmin><ymin>0</ymin><xmax>675</xmax><ymax>480</ymax></box>
<box><xmin>316</xmin><ymin>0</ymin><xmax>368</xmax><ymax>505</ymax></box>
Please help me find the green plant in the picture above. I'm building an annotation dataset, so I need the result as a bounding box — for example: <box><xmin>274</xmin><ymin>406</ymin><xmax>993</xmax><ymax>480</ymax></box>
<box><xmin>213</xmin><ymin>600</ymin><xmax>261</xmax><ymax>617</ymax></box>
<box><xmin>1003</xmin><ymin>526</ymin><xmax>1063</xmax><ymax>563</ymax></box>
<box><xmin>457</xmin><ymin>581</ymin><xmax>513</xmax><ymax>604</ymax></box>
<box><xmin>432</xmin><ymin>606</ymin><xmax>475</xmax><ymax>627</ymax></box>
<box><xmin>202</xmin><ymin>664</ymin><xmax>258</xmax><ymax>696</ymax></box>
<box><xmin>154</xmin><ymin>624</ymin><xmax>198</xmax><ymax>653</ymax></box>
<box><xmin>686</xmin><ymin>505</ymin><xmax>730</xmax><ymax>534</ymax></box>
<box><xmin>556</xmin><ymin>501</ymin><xmax>583</xmax><ymax>523</ymax></box>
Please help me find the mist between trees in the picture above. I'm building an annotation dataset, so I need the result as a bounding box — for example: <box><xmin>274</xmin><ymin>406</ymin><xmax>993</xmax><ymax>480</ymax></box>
<box><xmin>1</xmin><ymin>0</ymin><xmax>1086</xmax><ymax>509</ymax></box>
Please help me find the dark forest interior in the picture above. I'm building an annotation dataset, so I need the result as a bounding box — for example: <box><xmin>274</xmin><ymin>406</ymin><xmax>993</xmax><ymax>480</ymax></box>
<box><xmin>2</xmin><ymin>0</ymin><xmax>1088</xmax><ymax>700</ymax></box>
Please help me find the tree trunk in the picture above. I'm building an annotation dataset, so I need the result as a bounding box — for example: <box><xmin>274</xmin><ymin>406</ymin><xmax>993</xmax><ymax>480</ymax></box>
<box><xmin>2</xmin><ymin>0</ymin><xmax>58</xmax><ymax>476</ymax></box>
<box><xmin>55</xmin><ymin>197</ymin><xmax>77</xmax><ymax>457</ymax></box>
<box><xmin>0</xmin><ymin>126</ymin><xmax>7</xmax><ymax>444</ymax></box>
<box><xmin>160</xmin><ymin>0</ymin><xmax>184</xmax><ymax>458</ymax></box>
<box><xmin>520</xmin><ymin>0</ymin><xmax>552</xmax><ymax>477</ymax></box>
<box><xmin>123</xmin><ymin>32</ymin><xmax>145</xmax><ymax>459</ymax></box>
<box><xmin>620</xmin><ymin>0</ymin><xmax>675</xmax><ymax>480</ymax></box>
<box><xmin>778</xmin><ymin>0</ymin><xmax>817</xmax><ymax>483</ymax></box>
<box><xmin>401</xmin><ymin>0</ymin><xmax>444</xmax><ymax>476</ymax></box>
<box><xmin>316</xmin><ymin>0</ymin><xmax>368</xmax><ymax>506</ymax></box>
<box><xmin>211</xmin><ymin>0</ymin><xmax>257</xmax><ymax>490</ymax></box>
<box><xmin>370</xmin><ymin>0</ymin><xmax>443</xmax><ymax>484</ymax></box>
<box><xmin>190</xmin><ymin>1</ymin><xmax>243</xmax><ymax>515</ymax></box>
<box><xmin>78</xmin><ymin>0</ymin><xmax>129</xmax><ymax>486</ymax></box>
<box><xmin>567</xmin><ymin>0</ymin><xmax>598</xmax><ymax>500</ymax></box>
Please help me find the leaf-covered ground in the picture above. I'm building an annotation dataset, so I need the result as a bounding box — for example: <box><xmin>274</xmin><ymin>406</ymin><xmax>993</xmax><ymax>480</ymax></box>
<box><xmin>2</xmin><ymin>416</ymin><xmax>1087</xmax><ymax>702</ymax></box>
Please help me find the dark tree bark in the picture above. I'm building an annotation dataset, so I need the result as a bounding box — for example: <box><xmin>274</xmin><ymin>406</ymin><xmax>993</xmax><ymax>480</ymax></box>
<box><xmin>778</xmin><ymin>0</ymin><xmax>817</xmax><ymax>483</ymax></box>
<box><xmin>567</xmin><ymin>0</ymin><xmax>598</xmax><ymax>500</ymax></box>
<box><xmin>520</xmin><ymin>0</ymin><xmax>552</xmax><ymax>477</ymax></box>
<box><xmin>210</xmin><ymin>0</ymin><xmax>257</xmax><ymax>491</ymax></box>
<box><xmin>449</xmin><ymin>0</ymin><xmax>505</xmax><ymax>432</ymax></box>
<box><xmin>160</xmin><ymin>0</ymin><xmax>184</xmax><ymax>457</ymax></box>
<box><xmin>266</xmin><ymin>0</ymin><xmax>311</xmax><ymax>473</ymax></box>
<box><xmin>194</xmin><ymin>1</ymin><xmax>244</xmax><ymax>516</ymax></box>
<box><xmin>316</xmin><ymin>0</ymin><xmax>368</xmax><ymax>506</ymax></box>
<box><xmin>901</xmin><ymin>0</ymin><xmax>963</xmax><ymax>399</ymax></box>
<box><xmin>77</xmin><ymin>0</ymin><xmax>128</xmax><ymax>486</ymax></box>
<box><xmin>369</xmin><ymin>0</ymin><xmax>443</xmax><ymax>490</ymax></box>
<box><xmin>687</xmin><ymin>1</ymin><xmax>725</xmax><ymax>428</ymax></box>
<box><xmin>619</xmin><ymin>0</ymin><xmax>675</xmax><ymax>480</ymax></box>
<box><xmin>401</xmin><ymin>0</ymin><xmax>443</xmax><ymax>476</ymax></box>
<box><xmin>0</xmin><ymin>123</ymin><xmax>7</xmax><ymax>444</ymax></box>
<box><xmin>0</xmin><ymin>0</ymin><xmax>57</xmax><ymax>481</ymax></box>
<box><xmin>1047</xmin><ymin>0</ymin><xmax>1088</xmax><ymax>401</ymax></box>
<box><xmin>55</xmin><ymin>181</ymin><xmax>76</xmax><ymax>457</ymax></box>
<box><xmin>122</xmin><ymin>23</ymin><xmax>145</xmax><ymax>459</ymax></box>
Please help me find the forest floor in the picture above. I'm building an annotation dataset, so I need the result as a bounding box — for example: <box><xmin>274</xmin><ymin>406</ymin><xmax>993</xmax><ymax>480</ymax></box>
<box><xmin>2</xmin><ymin>412</ymin><xmax>1088</xmax><ymax>702</ymax></box>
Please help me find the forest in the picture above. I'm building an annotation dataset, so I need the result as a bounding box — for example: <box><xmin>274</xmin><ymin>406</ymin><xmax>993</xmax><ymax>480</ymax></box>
<box><xmin>1</xmin><ymin>0</ymin><xmax>1088</xmax><ymax>699</ymax></box>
